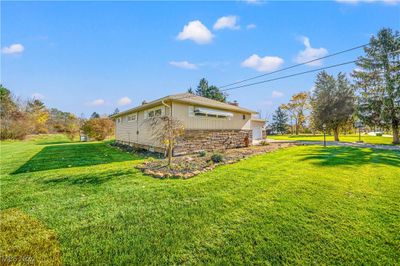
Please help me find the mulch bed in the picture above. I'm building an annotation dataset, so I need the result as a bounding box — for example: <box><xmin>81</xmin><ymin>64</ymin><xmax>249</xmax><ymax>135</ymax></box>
<box><xmin>135</xmin><ymin>143</ymin><xmax>296</xmax><ymax>179</ymax></box>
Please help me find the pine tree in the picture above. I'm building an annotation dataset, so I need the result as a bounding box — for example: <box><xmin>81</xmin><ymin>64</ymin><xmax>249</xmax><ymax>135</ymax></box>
<box><xmin>194</xmin><ymin>78</ymin><xmax>227</xmax><ymax>102</ymax></box>
<box><xmin>311</xmin><ymin>71</ymin><xmax>355</xmax><ymax>141</ymax></box>
<box><xmin>271</xmin><ymin>106</ymin><xmax>288</xmax><ymax>134</ymax></box>
<box><xmin>90</xmin><ymin>112</ymin><xmax>100</xmax><ymax>119</ymax></box>
<box><xmin>352</xmin><ymin>28</ymin><xmax>400</xmax><ymax>144</ymax></box>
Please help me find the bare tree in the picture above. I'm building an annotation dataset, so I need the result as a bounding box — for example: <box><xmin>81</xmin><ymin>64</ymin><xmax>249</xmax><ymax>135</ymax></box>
<box><xmin>149</xmin><ymin>115</ymin><xmax>185</xmax><ymax>166</ymax></box>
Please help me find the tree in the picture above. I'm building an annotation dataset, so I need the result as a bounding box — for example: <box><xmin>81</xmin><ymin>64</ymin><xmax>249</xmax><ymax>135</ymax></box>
<box><xmin>193</xmin><ymin>78</ymin><xmax>227</xmax><ymax>102</ymax></box>
<box><xmin>352</xmin><ymin>28</ymin><xmax>400</xmax><ymax>144</ymax></box>
<box><xmin>0</xmin><ymin>85</ymin><xmax>30</xmax><ymax>140</ymax></box>
<box><xmin>90</xmin><ymin>112</ymin><xmax>100</xmax><ymax>119</ymax></box>
<box><xmin>149</xmin><ymin>115</ymin><xmax>184</xmax><ymax>166</ymax></box>
<box><xmin>64</xmin><ymin>114</ymin><xmax>81</xmax><ymax>141</ymax></box>
<box><xmin>311</xmin><ymin>71</ymin><xmax>355</xmax><ymax>141</ymax></box>
<box><xmin>82</xmin><ymin>118</ymin><xmax>114</xmax><ymax>141</ymax></box>
<box><xmin>271</xmin><ymin>106</ymin><xmax>288</xmax><ymax>134</ymax></box>
<box><xmin>281</xmin><ymin>92</ymin><xmax>309</xmax><ymax>135</ymax></box>
<box><xmin>111</xmin><ymin>108</ymin><xmax>120</xmax><ymax>116</ymax></box>
<box><xmin>26</xmin><ymin>99</ymin><xmax>49</xmax><ymax>134</ymax></box>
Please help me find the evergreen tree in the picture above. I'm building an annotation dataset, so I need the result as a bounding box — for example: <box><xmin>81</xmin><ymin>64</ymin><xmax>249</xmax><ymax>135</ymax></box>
<box><xmin>352</xmin><ymin>28</ymin><xmax>400</xmax><ymax>144</ymax></box>
<box><xmin>193</xmin><ymin>78</ymin><xmax>227</xmax><ymax>102</ymax></box>
<box><xmin>112</xmin><ymin>108</ymin><xmax>120</xmax><ymax>116</ymax></box>
<box><xmin>271</xmin><ymin>106</ymin><xmax>288</xmax><ymax>134</ymax></box>
<box><xmin>311</xmin><ymin>71</ymin><xmax>355</xmax><ymax>141</ymax></box>
<box><xmin>90</xmin><ymin>112</ymin><xmax>100</xmax><ymax>119</ymax></box>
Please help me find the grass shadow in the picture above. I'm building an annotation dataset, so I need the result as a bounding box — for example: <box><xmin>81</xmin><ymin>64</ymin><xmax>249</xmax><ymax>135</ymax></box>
<box><xmin>41</xmin><ymin>169</ymin><xmax>134</xmax><ymax>186</ymax></box>
<box><xmin>298</xmin><ymin>146</ymin><xmax>400</xmax><ymax>168</ymax></box>
<box><xmin>12</xmin><ymin>142</ymin><xmax>142</xmax><ymax>174</ymax></box>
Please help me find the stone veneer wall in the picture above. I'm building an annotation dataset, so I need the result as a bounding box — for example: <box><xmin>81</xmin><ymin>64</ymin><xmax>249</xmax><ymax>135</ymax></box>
<box><xmin>173</xmin><ymin>130</ymin><xmax>252</xmax><ymax>156</ymax></box>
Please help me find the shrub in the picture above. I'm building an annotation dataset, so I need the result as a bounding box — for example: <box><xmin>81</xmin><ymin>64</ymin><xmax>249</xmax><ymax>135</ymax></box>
<box><xmin>376</xmin><ymin>132</ymin><xmax>383</xmax><ymax>136</ymax></box>
<box><xmin>81</xmin><ymin>118</ymin><xmax>114</xmax><ymax>141</ymax></box>
<box><xmin>211</xmin><ymin>153</ymin><xmax>224</xmax><ymax>163</ymax></box>
<box><xmin>199</xmin><ymin>150</ymin><xmax>207</xmax><ymax>157</ymax></box>
<box><xmin>260</xmin><ymin>140</ymin><xmax>269</xmax><ymax>146</ymax></box>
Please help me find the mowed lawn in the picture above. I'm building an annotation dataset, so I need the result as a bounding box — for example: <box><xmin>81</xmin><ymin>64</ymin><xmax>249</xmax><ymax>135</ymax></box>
<box><xmin>268</xmin><ymin>134</ymin><xmax>398</xmax><ymax>145</ymax></box>
<box><xmin>1</xmin><ymin>135</ymin><xmax>399</xmax><ymax>265</ymax></box>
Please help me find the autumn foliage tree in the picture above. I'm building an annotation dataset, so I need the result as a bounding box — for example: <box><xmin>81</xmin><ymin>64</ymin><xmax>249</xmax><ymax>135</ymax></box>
<box><xmin>281</xmin><ymin>92</ymin><xmax>309</xmax><ymax>135</ymax></box>
<box><xmin>0</xmin><ymin>85</ymin><xmax>30</xmax><ymax>140</ymax></box>
<box><xmin>82</xmin><ymin>118</ymin><xmax>114</xmax><ymax>141</ymax></box>
<box><xmin>149</xmin><ymin>115</ymin><xmax>185</xmax><ymax>166</ymax></box>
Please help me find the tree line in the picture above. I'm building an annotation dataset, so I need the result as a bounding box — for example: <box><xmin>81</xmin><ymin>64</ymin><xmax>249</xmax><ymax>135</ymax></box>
<box><xmin>0</xmin><ymin>85</ymin><xmax>114</xmax><ymax>141</ymax></box>
<box><xmin>271</xmin><ymin>28</ymin><xmax>399</xmax><ymax>144</ymax></box>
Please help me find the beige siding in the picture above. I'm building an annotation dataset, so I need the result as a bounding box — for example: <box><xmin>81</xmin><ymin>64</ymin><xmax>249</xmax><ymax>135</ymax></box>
<box><xmin>171</xmin><ymin>102</ymin><xmax>251</xmax><ymax>130</ymax></box>
<box><xmin>115</xmin><ymin>105</ymin><xmax>167</xmax><ymax>148</ymax></box>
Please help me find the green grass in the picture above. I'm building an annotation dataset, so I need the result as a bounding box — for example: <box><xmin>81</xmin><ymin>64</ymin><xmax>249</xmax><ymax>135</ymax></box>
<box><xmin>1</xmin><ymin>135</ymin><xmax>399</xmax><ymax>265</ymax></box>
<box><xmin>268</xmin><ymin>134</ymin><xmax>398</xmax><ymax>145</ymax></box>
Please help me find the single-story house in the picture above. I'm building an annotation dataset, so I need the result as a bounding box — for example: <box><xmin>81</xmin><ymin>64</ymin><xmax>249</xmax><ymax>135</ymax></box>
<box><xmin>110</xmin><ymin>93</ymin><xmax>266</xmax><ymax>155</ymax></box>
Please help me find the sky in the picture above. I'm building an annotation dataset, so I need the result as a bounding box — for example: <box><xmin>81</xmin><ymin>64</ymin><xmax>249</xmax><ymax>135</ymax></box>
<box><xmin>1</xmin><ymin>0</ymin><xmax>399</xmax><ymax>119</ymax></box>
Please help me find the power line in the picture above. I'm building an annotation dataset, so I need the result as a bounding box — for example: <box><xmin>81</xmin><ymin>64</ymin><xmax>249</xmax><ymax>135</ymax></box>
<box><xmin>219</xmin><ymin>43</ymin><xmax>368</xmax><ymax>89</ymax></box>
<box><xmin>221</xmin><ymin>60</ymin><xmax>357</xmax><ymax>91</ymax></box>
<box><xmin>173</xmin><ymin>49</ymin><xmax>398</xmax><ymax>100</ymax></box>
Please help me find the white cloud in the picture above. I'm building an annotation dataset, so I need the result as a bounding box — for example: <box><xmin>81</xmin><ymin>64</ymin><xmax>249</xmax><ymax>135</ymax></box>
<box><xmin>246</xmin><ymin>24</ymin><xmax>257</xmax><ymax>29</ymax></box>
<box><xmin>118</xmin><ymin>97</ymin><xmax>132</xmax><ymax>106</ymax></box>
<box><xmin>213</xmin><ymin>16</ymin><xmax>240</xmax><ymax>30</ymax></box>
<box><xmin>88</xmin><ymin>99</ymin><xmax>105</xmax><ymax>106</ymax></box>
<box><xmin>1</xmin><ymin>43</ymin><xmax>24</xmax><ymax>54</ymax></box>
<box><xmin>31</xmin><ymin>92</ymin><xmax>44</xmax><ymax>100</ymax></box>
<box><xmin>336</xmin><ymin>0</ymin><xmax>399</xmax><ymax>4</ymax></box>
<box><xmin>169</xmin><ymin>60</ymin><xmax>197</xmax><ymax>70</ymax></box>
<box><xmin>271</xmin><ymin>90</ymin><xmax>284</xmax><ymax>98</ymax></box>
<box><xmin>177</xmin><ymin>20</ymin><xmax>214</xmax><ymax>44</ymax></box>
<box><xmin>295</xmin><ymin>36</ymin><xmax>328</xmax><ymax>66</ymax></box>
<box><xmin>241</xmin><ymin>54</ymin><xmax>284</xmax><ymax>72</ymax></box>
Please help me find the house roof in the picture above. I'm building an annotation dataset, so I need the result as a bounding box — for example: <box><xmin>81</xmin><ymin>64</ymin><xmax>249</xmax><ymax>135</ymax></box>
<box><xmin>110</xmin><ymin>93</ymin><xmax>259</xmax><ymax>118</ymax></box>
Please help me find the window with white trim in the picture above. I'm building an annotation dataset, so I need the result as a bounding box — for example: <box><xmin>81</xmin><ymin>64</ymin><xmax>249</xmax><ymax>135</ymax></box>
<box><xmin>127</xmin><ymin>114</ymin><xmax>137</xmax><ymax>122</ymax></box>
<box><xmin>189</xmin><ymin>106</ymin><xmax>232</xmax><ymax>119</ymax></box>
<box><xmin>146</xmin><ymin>107</ymin><xmax>163</xmax><ymax>119</ymax></box>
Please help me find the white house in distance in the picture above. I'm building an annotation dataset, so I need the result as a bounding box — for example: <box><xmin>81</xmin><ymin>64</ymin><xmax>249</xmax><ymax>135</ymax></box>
<box><xmin>111</xmin><ymin>93</ymin><xmax>266</xmax><ymax>155</ymax></box>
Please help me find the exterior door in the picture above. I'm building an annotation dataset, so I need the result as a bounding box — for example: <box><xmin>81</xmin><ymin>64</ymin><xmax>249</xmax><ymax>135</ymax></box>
<box><xmin>252</xmin><ymin>126</ymin><xmax>262</xmax><ymax>140</ymax></box>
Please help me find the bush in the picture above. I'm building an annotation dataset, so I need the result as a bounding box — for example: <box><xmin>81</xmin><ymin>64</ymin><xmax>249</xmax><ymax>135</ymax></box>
<box><xmin>376</xmin><ymin>132</ymin><xmax>383</xmax><ymax>136</ymax></box>
<box><xmin>259</xmin><ymin>140</ymin><xmax>269</xmax><ymax>146</ymax></box>
<box><xmin>82</xmin><ymin>118</ymin><xmax>114</xmax><ymax>141</ymax></box>
<box><xmin>211</xmin><ymin>153</ymin><xmax>224</xmax><ymax>163</ymax></box>
<box><xmin>199</xmin><ymin>150</ymin><xmax>207</xmax><ymax>157</ymax></box>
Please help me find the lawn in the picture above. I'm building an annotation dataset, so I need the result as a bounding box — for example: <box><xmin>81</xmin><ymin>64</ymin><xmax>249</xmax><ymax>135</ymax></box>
<box><xmin>268</xmin><ymin>134</ymin><xmax>398</xmax><ymax>145</ymax></box>
<box><xmin>1</xmin><ymin>135</ymin><xmax>399</xmax><ymax>265</ymax></box>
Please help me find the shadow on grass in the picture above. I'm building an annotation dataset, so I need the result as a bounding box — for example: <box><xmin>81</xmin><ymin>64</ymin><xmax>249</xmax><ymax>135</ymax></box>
<box><xmin>41</xmin><ymin>169</ymin><xmax>134</xmax><ymax>186</ymax></box>
<box><xmin>298</xmin><ymin>146</ymin><xmax>400</xmax><ymax>167</ymax></box>
<box><xmin>12</xmin><ymin>142</ymin><xmax>142</xmax><ymax>174</ymax></box>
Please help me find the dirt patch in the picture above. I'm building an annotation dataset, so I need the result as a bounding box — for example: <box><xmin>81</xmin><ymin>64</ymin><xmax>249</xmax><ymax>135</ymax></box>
<box><xmin>0</xmin><ymin>208</ymin><xmax>61</xmax><ymax>265</ymax></box>
<box><xmin>136</xmin><ymin>143</ymin><xmax>295</xmax><ymax>179</ymax></box>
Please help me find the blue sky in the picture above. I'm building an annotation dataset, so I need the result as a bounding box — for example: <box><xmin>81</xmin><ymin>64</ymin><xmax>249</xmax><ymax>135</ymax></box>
<box><xmin>1</xmin><ymin>0</ymin><xmax>399</xmax><ymax>119</ymax></box>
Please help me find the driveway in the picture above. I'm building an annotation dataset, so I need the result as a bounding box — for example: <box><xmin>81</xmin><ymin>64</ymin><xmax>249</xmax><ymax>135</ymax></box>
<box><xmin>264</xmin><ymin>139</ymin><xmax>400</xmax><ymax>151</ymax></box>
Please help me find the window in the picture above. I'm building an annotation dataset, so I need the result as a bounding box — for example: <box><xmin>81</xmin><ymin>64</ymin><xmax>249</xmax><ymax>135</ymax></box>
<box><xmin>127</xmin><ymin>114</ymin><xmax>137</xmax><ymax>122</ymax></box>
<box><xmin>242</xmin><ymin>114</ymin><xmax>246</xmax><ymax>120</ymax></box>
<box><xmin>117</xmin><ymin>118</ymin><xmax>121</xmax><ymax>123</ymax></box>
<box><xmin>191</xmin><ymin>106</ymin><xmax>233</xmax><ymax>119</ymax></box>
<box><xmin>146</xmin><ymin>107</ymin><xmax>162</xmax><ymax>119</ymax></box>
